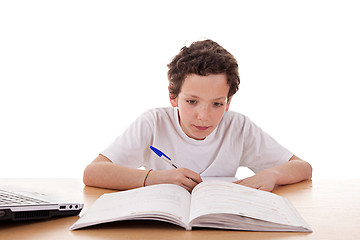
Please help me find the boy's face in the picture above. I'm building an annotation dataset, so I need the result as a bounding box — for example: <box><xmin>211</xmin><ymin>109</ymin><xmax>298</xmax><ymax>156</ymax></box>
<box><xmin>170</xmin><ymin>73</ymin><xmax>231</xmax><ymax>140</ymax></box>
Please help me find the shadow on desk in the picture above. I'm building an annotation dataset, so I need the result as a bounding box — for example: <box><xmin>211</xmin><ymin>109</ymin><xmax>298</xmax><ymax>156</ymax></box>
<box><xmin>71</xmin><ymin>219</ymin><xmax>312</xmax><ymax>240</ymax></box>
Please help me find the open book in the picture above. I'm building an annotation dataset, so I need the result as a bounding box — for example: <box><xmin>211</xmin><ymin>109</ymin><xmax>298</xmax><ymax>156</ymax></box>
<box><xmin>70</xmin><ymin>180</ymin><xmax>311</xmax><ymax>232</ymax></box>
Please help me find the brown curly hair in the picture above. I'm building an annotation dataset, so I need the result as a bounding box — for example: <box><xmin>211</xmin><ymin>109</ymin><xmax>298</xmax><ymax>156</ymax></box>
<box><xmin>167</xmin><ymin>39</ymin><xmax>240</xmax><ymax>100</ymax></box>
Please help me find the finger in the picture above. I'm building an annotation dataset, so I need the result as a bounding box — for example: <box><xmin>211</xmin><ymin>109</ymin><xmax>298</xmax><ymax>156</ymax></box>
<box><xmin>235</xmin><ymin>179</ymin><xmax>251</xmax><ymax>186</ymax></box>
<box><xmin>258</xmin><ymin>185</ymin><xmax>271</xmax><ymax>191</ymax></box>
<box><xmin>235</xmin><ymin>176</ymin><xmax>252</xmax><ymax>184</ymax></box>
<box><xmin>189</xmin><ymin>177</ymin><xmax>201</xmax><ymax>184</ymax></box>
<box><xmin>183</xmin><ymin>185</ymin><xmax>192</xmax><ymax>192</ymax></box>
<box><xmin>237</xmin><ymin>181</ymin><xmax>260</xmax><ymax>189</ymax></box>
<box><xmin>182</xmin><ymin>169</ymin><xmax>202</xmax><ymax>183</ymax></box>
<box><xmin>183</xmin><ymin>177</ymin><xmax>199</xmax><ymax>190</ymax></box>
<box><xmin>180</xmin><ymin>182</ymin><xmax>193</xmax><ymax>192</ymax></box>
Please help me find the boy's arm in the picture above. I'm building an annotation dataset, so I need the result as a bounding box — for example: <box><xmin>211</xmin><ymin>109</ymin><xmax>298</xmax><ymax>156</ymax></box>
<box><xmin>83</xmin><ymin>154</ymin><xmax>148</xmax><ymax>190</ymax></box>
<box><xmin>234</xmin><ymin>155</ymin><xmax>312</xmax><ymax>191</ymax></box>
<box><xmin>83</xmin><ymin>154</ymin><xmax>202</xmax><ymax>192</ymax></box>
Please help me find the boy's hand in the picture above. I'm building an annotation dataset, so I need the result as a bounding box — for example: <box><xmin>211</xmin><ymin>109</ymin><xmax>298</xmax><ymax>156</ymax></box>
<box><xmin>234</xmin><ymin>169</ymin><xmax>277</xmax><ymax>192</ymax></box>
<box><xmin>146</xmin><ymin>168</ymin><xmax>202</xmax><ymax>192</ymax></box>
<box><xmin>234</xmin><ymin>157</ymin><xmax>313</xmax><ymax>192</ymax></box>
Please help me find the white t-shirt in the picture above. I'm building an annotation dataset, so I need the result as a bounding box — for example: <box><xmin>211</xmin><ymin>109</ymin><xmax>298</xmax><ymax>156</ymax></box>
<box><xmin>101</xmin><ymin>107</ymin><xmax>293</xmax><ymax>177</ymax></box>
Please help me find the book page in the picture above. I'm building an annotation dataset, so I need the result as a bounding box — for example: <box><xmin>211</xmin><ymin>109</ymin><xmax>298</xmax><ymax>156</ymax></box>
<box><xmin>70</xmin><ymin>184</ymin><xmax>191</xmax><ymax>230</ymax></box>
<box><xmin>189</xmin><ymin>180</ymin><xmax>306</xmax><ymax>228</ymax></box>
<box><xmin>201</xmin><ymin>177</ymin><xmax>238</xmax><ymax>182</ymax></box>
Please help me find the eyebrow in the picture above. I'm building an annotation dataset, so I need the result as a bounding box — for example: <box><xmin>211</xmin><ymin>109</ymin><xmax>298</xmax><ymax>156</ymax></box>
<box><xmin>182</xmin><ymin>94</ymin><xmax>227</xmax><ymax>101</ymax></box>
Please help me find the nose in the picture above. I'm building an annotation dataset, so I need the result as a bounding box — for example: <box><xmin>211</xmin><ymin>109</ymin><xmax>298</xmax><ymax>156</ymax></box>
<box><xmin>197</xmin><ymin>105</ymin><xmax>210</xmax><ymax>121</ymax></box>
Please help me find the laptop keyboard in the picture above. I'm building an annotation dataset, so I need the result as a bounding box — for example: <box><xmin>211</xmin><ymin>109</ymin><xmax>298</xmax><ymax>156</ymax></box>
<box><xmin>0</xmin><ymin>189</ymin><xmax>49</xmax><ymax>206</ymax></box>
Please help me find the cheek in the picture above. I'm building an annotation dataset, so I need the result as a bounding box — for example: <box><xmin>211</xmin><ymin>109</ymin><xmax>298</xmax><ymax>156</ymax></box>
<box><xmin>212</xmin><ymin>109</ymin><xmax>226</xmax><ymax>123</ymax></box>
<box><xmin>180</xmin><ymin>105</ymin><xmax>202</xmax><ymax>127</ymax></box>
<box><xmin>179</xmin><ymin>107</ymin><xmax>193</xmax><ymax>123</ymax></box>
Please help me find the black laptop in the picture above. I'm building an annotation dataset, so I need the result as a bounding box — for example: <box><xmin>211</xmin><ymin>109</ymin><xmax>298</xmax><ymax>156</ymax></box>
<box><xmin>0</xmin><ymin>186</ymin><xmax>83</xmax><ymax>221</ymax></box>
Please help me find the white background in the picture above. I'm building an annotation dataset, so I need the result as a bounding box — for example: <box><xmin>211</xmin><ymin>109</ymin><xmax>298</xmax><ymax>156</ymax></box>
<box><xmin>1</xmin><ymin>1</ymin><xmax>359</xmax><ymax>179</ymax></box>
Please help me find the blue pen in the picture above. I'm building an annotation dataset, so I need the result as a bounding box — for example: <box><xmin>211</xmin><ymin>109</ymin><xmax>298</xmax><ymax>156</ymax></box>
<box><xmin>149</xmin><ymin>146</ymin><xmax>198</xmax><ymax>183</ymax></box>
<box><xmin>150</xmin><ymin>146</ymin><xmax>178</xmax><ymax>169</ymax></box>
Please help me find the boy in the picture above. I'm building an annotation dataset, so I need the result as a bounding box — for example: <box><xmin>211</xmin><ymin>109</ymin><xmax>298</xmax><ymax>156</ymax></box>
<box><xmin>83</xmin><ymin>39</ymin><xmax>312</xmax><ymax>192</ymax></box>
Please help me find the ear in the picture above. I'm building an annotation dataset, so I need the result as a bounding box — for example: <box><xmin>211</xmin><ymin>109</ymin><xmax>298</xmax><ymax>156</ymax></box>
<box><xmin>170</xmin><ymin>97</ymin><xmax>178</xmax><ymax>107</ymax></box>
<box><xmin>169</xmin><ymin>89</ymin><xmax>178</xmax><ymax>107</ymax></box>
<box><xmin>225</xmin><ymin>96</ymin><xmax>232</xmax><ymax>111</ymax></box>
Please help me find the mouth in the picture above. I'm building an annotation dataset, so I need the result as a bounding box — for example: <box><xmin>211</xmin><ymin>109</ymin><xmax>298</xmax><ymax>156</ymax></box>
<box><xmin>194</xmin><ymin>125</ymin><xmax>210</xmax><ymax>131</ymax></box>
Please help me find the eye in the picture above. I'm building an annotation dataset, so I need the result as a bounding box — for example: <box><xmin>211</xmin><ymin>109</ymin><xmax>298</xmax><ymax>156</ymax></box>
<box><xmin>186</xmin><ymin>100</ymin><xmax>197</xmax><ymax>105</ymax></box>
<box><xmin>213</xmin><ymin>102</ymin><xmax>224</xmax><ymax>107</ymax></box>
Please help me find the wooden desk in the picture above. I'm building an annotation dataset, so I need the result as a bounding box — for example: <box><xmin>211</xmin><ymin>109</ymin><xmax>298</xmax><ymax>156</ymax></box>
<box><xmin>0</xmin><ymin>178</ymin><xmax>359</xmax><ymax>239</ymax></box>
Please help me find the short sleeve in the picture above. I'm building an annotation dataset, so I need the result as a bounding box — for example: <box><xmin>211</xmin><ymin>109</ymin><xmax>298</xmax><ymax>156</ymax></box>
<box><xmin>240</xmin><ymin>117</ymin><xmax>293</xmax><ymax>173</ymax></box>
<box><xmin>101</xmin><ymin>112</ymin><xmax>154</xmax><ymax>168</ymax></box>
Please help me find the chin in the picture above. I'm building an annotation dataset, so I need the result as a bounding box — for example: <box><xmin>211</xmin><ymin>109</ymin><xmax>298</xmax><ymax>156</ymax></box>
<box><xmin>191</xmin><ymin>132</ymin><xmax>210</xmax><ymax>140</ymax></box>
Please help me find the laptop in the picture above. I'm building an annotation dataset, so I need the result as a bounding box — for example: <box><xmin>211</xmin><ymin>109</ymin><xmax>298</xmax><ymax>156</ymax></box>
<box><xmin>0</xmin><ymin>186</ymin><xmax>83</xmax><ymax>221</ymax></box>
